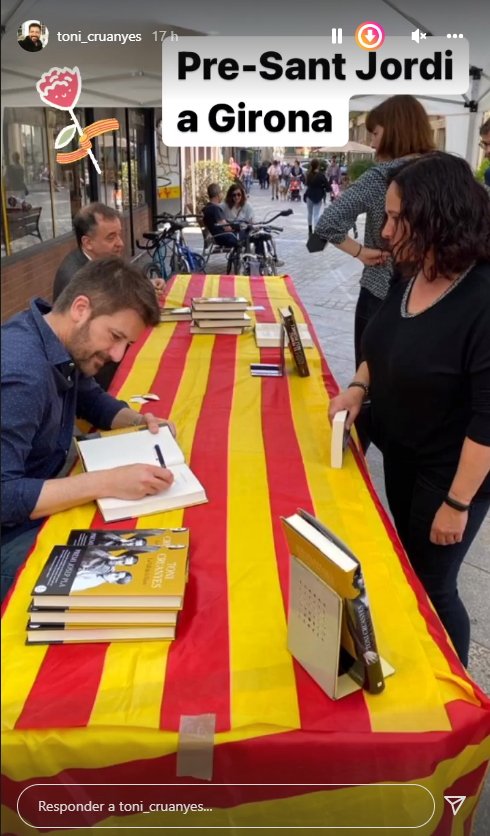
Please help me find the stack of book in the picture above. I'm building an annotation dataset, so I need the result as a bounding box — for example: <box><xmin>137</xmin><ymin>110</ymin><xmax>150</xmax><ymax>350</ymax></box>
<box><xmin>190</xmin><ymin>297</ymin><xmax>251</xmax><ymax>335</ymax></box>
<box><xmin>26</xmin><ymin>527</ymin><xmax>191</xmax><ymax>645</ymax></box>
<box><xmin>160</xmin><ymin>306</ymin><xmax>192</xmax><ymax>322</ymax></box>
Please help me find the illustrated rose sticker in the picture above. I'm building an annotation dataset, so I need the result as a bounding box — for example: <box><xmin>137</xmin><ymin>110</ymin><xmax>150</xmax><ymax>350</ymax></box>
<box><xmin>37</xmin><ymin>66</ymin><xmax>82</xmax><ymax>110</ymax></box>
<box><xmin>36</xmin><ymin>67</ymin><xmax>101</xmax><ymax>173</ymax></box>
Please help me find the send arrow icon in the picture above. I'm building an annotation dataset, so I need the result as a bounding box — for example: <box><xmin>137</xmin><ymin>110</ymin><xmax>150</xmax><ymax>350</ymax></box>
<box><xmin>444</xmin><ymin>796</ymin><xmax>466</xmax><ymax>816</ymax></box>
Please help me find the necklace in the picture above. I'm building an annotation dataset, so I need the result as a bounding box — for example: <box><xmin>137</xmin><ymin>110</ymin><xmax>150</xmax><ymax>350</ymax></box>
<box><xmin>401</xmin><ymin>262</ymin><xmax>475</xmax><ymax>318</ymax></box>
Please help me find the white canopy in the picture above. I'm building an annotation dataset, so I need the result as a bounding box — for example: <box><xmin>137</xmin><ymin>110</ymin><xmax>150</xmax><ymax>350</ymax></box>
<box><xmin>1</xmin><ymin>0</ymin><xmax>488</xmax><ymax>163</ymax></box>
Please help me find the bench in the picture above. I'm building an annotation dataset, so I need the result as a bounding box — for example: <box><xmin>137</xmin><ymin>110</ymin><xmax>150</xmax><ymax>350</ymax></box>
<box><xmin>5</xmin><ymin>207</ymin><xmax>43</xmax><ymax>243</ymax></box>
<box><xmin>199</xmin><ymin>219</ymin><xmax>236</xmax><ymax>270</ymax></box>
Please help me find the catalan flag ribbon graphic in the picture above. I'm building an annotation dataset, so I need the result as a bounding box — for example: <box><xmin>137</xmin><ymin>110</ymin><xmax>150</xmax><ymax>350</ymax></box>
<box><xmin>55</xmin><ymin>118</ymin><xmax>120</xmax><ymax>164</ymax></box>
<box><xmin>36</xmin><ymin>67</ymin><xmax>120</xmax><ymax>173</ymax></box>
<box><xmin>2</xmin><ymin>275</ymin><xmax>489</xmax><ymax>835</ymax></box>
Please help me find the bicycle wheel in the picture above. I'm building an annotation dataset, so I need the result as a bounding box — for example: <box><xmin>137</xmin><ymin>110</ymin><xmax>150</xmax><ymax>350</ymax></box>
<box><xmin>259</xmin><ymin>242</ymin><xmax>277</xmax><ymax>276</ymax></box>
<box><xmin>227</xmin><ymin>249</ymin><xmax>243</xmax><ymax>275</ymax></box>
<box><xmin>144</xmin><ymin>262</ymin><xmax>162</xmax><ymax>280</ymax></box>
<box><xmin>267</xmin><ymin>257</ymin><xmax>277</xmax><ymax>276</ymax></box>
<box><xmin>174</xmin><ymin>255</ymin><xmax>191</xmax><ymax>274</ymax></box>
<box><xmin>188</xmin><ymin>252</ymin><xmax>206</xmax><ymax>273</ymax></box>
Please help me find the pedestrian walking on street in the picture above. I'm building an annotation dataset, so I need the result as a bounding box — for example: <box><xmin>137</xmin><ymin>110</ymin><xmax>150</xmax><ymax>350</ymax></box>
<box><xmin>304</xmin><ymin>158</ymin><xmax>329</xmax><ymax>236</ymax></box>
<box><xmin>268</xmin><ymin>161</ymin><xmax>282</xmax><ymax>200</ymax></box>
<box><xmin>241</xmin><ymin>160</ymin><xmax>254</xmax><ymax>196</ymax></box>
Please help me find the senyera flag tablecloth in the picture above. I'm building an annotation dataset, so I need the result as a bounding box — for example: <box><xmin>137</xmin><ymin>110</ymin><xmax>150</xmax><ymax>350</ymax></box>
<box><xmin>2</xmin><ymin>274</ymin><xmax>489</xmax><ymax>834</ymax></box>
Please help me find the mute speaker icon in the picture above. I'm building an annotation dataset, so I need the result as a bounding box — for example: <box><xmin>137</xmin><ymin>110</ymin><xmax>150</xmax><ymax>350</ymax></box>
<box><xmin>411</xmin><ymin>29</ymin><xmax>427</xmax><ymax>42</ymax></box>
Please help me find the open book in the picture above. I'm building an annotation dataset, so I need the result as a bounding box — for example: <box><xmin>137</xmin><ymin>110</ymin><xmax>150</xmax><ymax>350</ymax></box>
<box><xmin>255</xmin><ymin>322</ymin><xmax>313</xmax><ymax>349</ymax></box>
<box><xmin>77</xmin><ymin>426</ymin><xmax>207</xmax><ymax>522</ymax></box>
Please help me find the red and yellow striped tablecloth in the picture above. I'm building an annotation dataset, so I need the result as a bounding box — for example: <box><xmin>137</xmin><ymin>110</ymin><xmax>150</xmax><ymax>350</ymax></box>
<box><xmin>2</xmin><ymin>274</ymin><xmax>489</xmax><ymax>835</ymax></box>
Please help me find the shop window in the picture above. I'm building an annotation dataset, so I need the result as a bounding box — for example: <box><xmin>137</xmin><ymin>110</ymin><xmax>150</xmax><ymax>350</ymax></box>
<box><xmin>1</xmin><ymin>107</ymin><xmax>89</xmax><ymax>256</ymax></box>
<box><xmin>91</xmin><ymin>108</ymin><xmax>127</xmax><ymax>212</ymax></box>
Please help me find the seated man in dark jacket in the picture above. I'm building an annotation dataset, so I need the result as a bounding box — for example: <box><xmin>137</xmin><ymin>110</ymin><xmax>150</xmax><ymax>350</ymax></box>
<box><xmin>53</xmin><ymin>203</ymin><xmax>163</xmax><ymax>389</ymax></box>
<box><xmin>53</xmin><ymin>203</ymin><xmax>125</xmax><ymax>301</ymax></box>
<box><xmin>202</xmin><ymin>183</ymin><xmax>240</xmax><ymax>248</ymax></box>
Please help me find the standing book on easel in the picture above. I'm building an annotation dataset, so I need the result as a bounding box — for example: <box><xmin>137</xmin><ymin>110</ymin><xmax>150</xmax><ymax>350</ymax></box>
<box><xmin>278</xmin><ymin>306</ymin><xmax>310</xmax><ymax>377</ymax></box>
<box><xmin>282</xmin><ymin>509</ymin><xmax>393</xmax><ymax>699</ymax></box>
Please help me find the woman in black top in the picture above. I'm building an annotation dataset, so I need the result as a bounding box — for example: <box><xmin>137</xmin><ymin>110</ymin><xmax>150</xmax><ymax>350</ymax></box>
<box><xmin>329</xmin><ymin>153</ymin><xmax>490</xmax><ymax>666</ymax></box>
<box><xmin>304</xmin><ymin>158</ymin><xmax>329</xmax><ymax>236</ymax></box>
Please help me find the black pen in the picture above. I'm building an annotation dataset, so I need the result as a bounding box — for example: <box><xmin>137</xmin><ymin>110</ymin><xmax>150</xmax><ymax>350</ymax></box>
<box><xmin>154</xmin><ymin>444</ymin><xmax>166</xmax><ymax>468</ymax></box>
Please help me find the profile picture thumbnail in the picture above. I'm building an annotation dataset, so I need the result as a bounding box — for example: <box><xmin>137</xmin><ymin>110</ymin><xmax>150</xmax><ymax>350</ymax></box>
<box><xmin>17</xmin><ymin>20</ymin><xmax>48</xmax><ymax>52</ymax></box>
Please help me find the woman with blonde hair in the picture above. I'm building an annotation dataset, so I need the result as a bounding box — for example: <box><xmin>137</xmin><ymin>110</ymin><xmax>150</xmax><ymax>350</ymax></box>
<box><xmin>313</xmin><ymin>95</ymin><xmax>435</xmax><ymax>366</ymax></box>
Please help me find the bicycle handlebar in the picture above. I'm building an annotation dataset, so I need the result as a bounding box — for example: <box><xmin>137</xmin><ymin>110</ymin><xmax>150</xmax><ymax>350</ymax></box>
<box><xmin>250</xmin><ymin>209</ymin><xmax>293</xmax><ymax>225</ymax></box>
<box><xmin>136</xmin><ymin>220</ymin><xmax>185</xmax><ymax>251</ymax></box>
<box><xmin>155</xmin><ymin>211</ymin><xmax>199</xmax><ymax>224</ymax></box>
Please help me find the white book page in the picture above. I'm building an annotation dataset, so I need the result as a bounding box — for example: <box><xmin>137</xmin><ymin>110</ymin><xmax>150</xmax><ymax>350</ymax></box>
<box><xmin>256</xmin><ymin>322</ymin><xmax>312</xmax><ymax>348</ymax></box>
<box><xmin>78</xmin><ymin>426</ymin><xmax>185</xmax><ymax>471</ymax></box>
<box><xmin>99</xmin><ymin>464</ymin><xmax>207</xmax><ymax>520</ymax></box>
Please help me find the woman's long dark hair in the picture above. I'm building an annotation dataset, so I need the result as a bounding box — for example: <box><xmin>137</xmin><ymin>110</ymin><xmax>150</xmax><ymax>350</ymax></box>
<box><xmin>224</xmin><ymin>183</ymin><xmax>246</xmax><ymax>209</ymax></box>
<box><xmin>306</xmin><ymin>158</ymin><xmax>320</xmax><ymax>185</ymax></box>
<box><xmin>388</xmin><ymin>152</ymin><xmax>490</xmax><ymax>280</ymax></box>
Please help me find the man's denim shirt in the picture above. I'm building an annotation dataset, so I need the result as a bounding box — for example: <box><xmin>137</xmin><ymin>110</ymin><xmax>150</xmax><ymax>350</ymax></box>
<box><xmin>1</xmin><ymin>298</ymin><xmax>126</xmax><ymax>532</ymax></box>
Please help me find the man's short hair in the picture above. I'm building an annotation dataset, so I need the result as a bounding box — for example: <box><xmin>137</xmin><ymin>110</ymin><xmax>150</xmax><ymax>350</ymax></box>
<box><xmin>52</xmin><ymin>257</ymin><xmax>160</xmax><ymax>326</ymax></box>
<box><xmin>73</xmin><ymin>202</ymin><xmax>121</xmax><ymax>248</ymax></box>
<box><xmin>207</xmin><ymin>183</ymin><xmax>221</xmax><ymax>200</ymax></box>
<box><xmin>480</xmin><ymin>119</ymin><xmax>490</xmax><ymax>136</ymax></box>
<box><xmin>29</xmin><ymin>23</ymin><xmax>41</xmax><ymax>31</ymax></box>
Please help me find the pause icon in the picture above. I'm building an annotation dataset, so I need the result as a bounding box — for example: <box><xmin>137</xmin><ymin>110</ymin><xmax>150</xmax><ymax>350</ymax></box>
<box><xmin>331</xmin><ymin>28</ymin><xmax>343</xmax><ymax>44</ymax></box>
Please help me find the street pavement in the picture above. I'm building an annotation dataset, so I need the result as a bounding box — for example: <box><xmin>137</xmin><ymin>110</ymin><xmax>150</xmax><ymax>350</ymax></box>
<box><xmin>185</xmin><ymin>183</ymin><xmax>489</xmax><ymax>831</ymax></box>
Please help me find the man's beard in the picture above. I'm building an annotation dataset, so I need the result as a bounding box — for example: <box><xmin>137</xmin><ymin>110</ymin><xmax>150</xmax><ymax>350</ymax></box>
<box><xmin>67</xmin><ymin>323</ymin><xmax>111</xmax><ymax>376</ymax></box>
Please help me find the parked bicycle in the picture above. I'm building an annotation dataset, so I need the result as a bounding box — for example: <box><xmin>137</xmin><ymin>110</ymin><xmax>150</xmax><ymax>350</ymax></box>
<box><xmin>225</xmin><ymin>208</ymin><xmax>293</xmax><ymax>276</ymax></box>
<box><xmin>136</xmin><ymin>213</ymin><xmax>206</xmax><ymax>280</ymax></box>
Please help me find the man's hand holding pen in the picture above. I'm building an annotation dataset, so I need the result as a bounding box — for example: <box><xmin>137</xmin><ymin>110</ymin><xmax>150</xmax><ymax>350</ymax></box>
<box><xmin>101</xmin><ymin>462</ymin><xmax>174</xmax><ymax>499</ymax></box>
